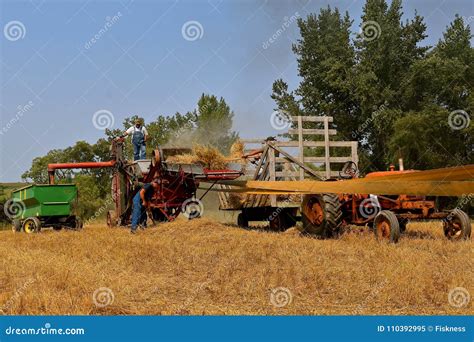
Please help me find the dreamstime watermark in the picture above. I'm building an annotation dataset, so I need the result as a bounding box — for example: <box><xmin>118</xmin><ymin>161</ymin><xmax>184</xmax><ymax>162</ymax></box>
<box><xmin>270</xmin><ymin>287</ymin><xmax>293</xmax><ymax>308</ymax></box>
<box><xmin>0</xmin><ymin>279</ymin><xmax>35</xmax><ymax>314</ymax></box>
<box><xmin>352</xmin><ymin>103</ymin><xmax>386</xmax><ymax>138</ymax></box>
<box><xmin>448</xmin><ymin>287</ymin><xmax>470</xmax><ymax>308</ymax></box>
<box><xmin>448</xmin><ymin>110</ymin><xmax>470</xmax><ymax>130</ymax></box>
<box><xmin>5</xmin><ymin>323</ymin><xmax>85</xmax><ymax>336</ymax></box>
<box><xmin>444</xmin><ymin>193</ymin><xmax>473</xmax><ymax>223</ymax></box>
<box><xmin>84</xmin><ymin>191</ymin><xmax>121</xmax><ymax>227</ymax></box>
<box><xmin>181</xmin><ymin>20</ymin><xmax>204</xmax><ymax>41</ymax></box>
<box><xmin>181</xmin><ymin>198</ymin><xmax>204</xmax><ymax>219</ymax></box>
<box><xmin>0</xmin><ymin>101</ymin><xmax>34</xmax><ymax>136</ymax></box>
<box><xmin>262</xmin><ymin>12</ymin><xmax>300</xmax><ymax>49</ymax></box>
<box><xmin>270</xmin><ymin>109</ymin><xmax>292</xmax><ymax>130</ymax></box>
<box><xmin>84</xmin><ymin>12</ymin><xmax>123</xmax><ymax>50</ymax></box>
<box><xmin>360</xmin><ymin>20</ymin><xmax>381</xmax><ymax>42</ymax></box>
<box><xmin>358</xmin><ymin>196</ymin><xmax>381</xmax><ymax>219</ymax></box>
<box><xmin>3</xmin><ymin>199</ymin><xmax>26</xmax><ymax>220</ymax></box>
<box><xmin>4</xmin><ymin>20</ymin><xmax>26</xmax><ymax>41</ymax></box>
<box><xmin>92</xmin><ymin>287</ymin><xmax>114</xmax><ymax>308</ymax></box>
<box><xmin>439</xmin><ymin>16</ymin><xmax>474</xmax><ymax>51</ymax></box>
<box><xmin>353</xmin><ymin>279</ymin><xmax>387</xmax><ymax>314</ymax></box>
<box><xmin>92</xmin><ymin>109</ymin><xmax>115</xmax><ymax>130</ymax></box>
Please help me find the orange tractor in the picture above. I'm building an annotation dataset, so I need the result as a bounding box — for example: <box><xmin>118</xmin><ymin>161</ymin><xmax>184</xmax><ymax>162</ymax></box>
<box><xmin>300</xmin><ymin>163</ymin><xmax>472</xmax><ymax>243</ymax></box>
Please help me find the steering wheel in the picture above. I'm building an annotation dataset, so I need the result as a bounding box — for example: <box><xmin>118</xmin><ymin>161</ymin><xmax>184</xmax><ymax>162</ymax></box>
<box><xmin>339</xmin><ymin>161</ymin><xmax>358</xmax><ymax>179</ymax></box>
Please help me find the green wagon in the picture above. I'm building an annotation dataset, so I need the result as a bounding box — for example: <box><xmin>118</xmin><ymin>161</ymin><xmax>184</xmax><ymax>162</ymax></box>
<box><xmin>10</xmin><ymin>184</ymin><xmax>82</xmax><ymax>233</ymax></box>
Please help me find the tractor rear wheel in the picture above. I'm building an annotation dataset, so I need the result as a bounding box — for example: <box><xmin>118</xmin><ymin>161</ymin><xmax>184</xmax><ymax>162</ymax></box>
<box><xmin>301</xmin><ymin>194</ymin><xmax>342</xmax><ymax>238</ymax></box>
<box><xmin>443</xmin><ymin>209</ymin><xmax>471</xmax><ymax>241</ymax></box>
<box><xmin>12</xmin><ymin>219</ymin><xmax>21</xmax><ymax>233</ymax></box>
<box><xmin>373</xmin><ymin>210</ymin><xmax>400</xmax><ymax>243</ymax></box>
<box><xmin>22</xmin><ymin>217</ymin><xmax>41</xmax><ymax>234</ymax></box>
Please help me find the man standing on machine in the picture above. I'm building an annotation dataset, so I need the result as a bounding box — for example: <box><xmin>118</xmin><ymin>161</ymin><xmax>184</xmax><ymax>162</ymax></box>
<box><xmin>119</xmin><ymin>118</ymin><xmax>148</xmax><ymax>160</ymax></box>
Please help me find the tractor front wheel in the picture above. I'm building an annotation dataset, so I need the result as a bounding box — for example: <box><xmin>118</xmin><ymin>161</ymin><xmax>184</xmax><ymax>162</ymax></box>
<box><xmin>22</xmin><ymin>217</ymin><xmax>41</xmax><ymax>234</ymax></box>
<box><xmin>443</xmin><ymin>209</ymin><xmax>471</xmax><ymax>241</ymax></box>
<box><xmin>301</xmin><ymin>194</ymin><xmax>342</xmax><ymax>238</ymax></box>
<box><xmin>373</xmin><ymin>210</ymin><xmax>400</xmax><ymax>243</ymax></box>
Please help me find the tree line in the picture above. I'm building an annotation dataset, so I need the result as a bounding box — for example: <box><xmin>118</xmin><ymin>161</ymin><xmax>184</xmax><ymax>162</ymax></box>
<box><xmin>272</xmin><ymin>0</ymin><xmax>473</xmax><ymax>172</ymax></box>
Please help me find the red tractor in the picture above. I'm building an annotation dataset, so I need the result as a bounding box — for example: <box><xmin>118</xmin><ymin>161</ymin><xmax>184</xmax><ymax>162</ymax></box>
<box><xmin>300</xmin><ymin>163</ymin><xmax>471</xmax><ymax>243</ymax></box>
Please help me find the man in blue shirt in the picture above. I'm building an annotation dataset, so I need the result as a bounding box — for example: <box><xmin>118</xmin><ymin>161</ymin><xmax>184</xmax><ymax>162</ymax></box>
<box><xmin>131</xmin><ymin>180</ymin><xmax>160</xmax><ymax>234</ymax></box>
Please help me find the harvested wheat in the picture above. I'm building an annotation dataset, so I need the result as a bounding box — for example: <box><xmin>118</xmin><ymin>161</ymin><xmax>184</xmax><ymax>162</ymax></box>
<box><xmin>166</xmin><ymin>145</ymin><xmax>228</xmax><ymax>169</ymax></box>
<box><xmin>230</xmin><ymin>140</ymin><xmax>245</xmax><ymax>159</ymax></box>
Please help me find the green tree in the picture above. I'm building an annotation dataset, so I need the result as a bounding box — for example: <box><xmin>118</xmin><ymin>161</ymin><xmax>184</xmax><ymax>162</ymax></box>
<box><xmin>193</xmin><ymin>94</ymin><xmax>238</xmax><ymax>153</ymax></box>
<box><xmin>272</xmin><ymin>6</ymin><xmax>358</xmax><ymax>140</ymax></box>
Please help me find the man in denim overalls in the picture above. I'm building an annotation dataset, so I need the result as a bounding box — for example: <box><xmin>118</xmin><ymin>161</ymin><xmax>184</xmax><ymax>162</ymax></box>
<box><xmin>130</xmin><ymin>180</ymin><xmax>160</xmax><ymax>234</ymax></box>
<box><xmin>121</xmin><ymin>118</ymin><xmax>149</xmax><ymax>160</ymax></box>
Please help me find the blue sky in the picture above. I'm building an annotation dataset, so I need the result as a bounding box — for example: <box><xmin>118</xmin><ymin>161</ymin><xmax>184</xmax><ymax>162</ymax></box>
<box><xmin>0</xmin><ymin>0</ymin><xmax>473</xmax><ymax>182</ymax></box>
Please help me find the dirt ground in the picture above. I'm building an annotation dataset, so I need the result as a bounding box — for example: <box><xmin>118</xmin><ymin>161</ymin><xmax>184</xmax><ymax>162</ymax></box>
<box><xmin>0</xmin><ymin>218</ymin><xmax>472</xmax><ymax>315</ymax></box>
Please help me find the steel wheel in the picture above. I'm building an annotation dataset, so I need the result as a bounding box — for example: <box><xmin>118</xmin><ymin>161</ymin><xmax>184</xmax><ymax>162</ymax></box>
<box><xmin>443</xmin><ymin>209</ymin><xmax>471</xmax><ymax>241</ymax></box>
<box><xmin>373</xmin><ymin>210</ymin><xmax>400</xmax><ymax>243</ymax></box>
<box><xmin>22</xmin><ymin>217</ymin><xmax>41</xmax><ymax>234</ymax></box>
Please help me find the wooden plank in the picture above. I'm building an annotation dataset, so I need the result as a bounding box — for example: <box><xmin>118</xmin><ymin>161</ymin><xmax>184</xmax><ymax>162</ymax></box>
<box><xmin>324</xmin><ymin>116</ymin><xmax>331</xmax><ymax>179</ymax></box>
<box><xmin>298</xmin><ymin>156</ymin><xmax>353</xmax><ymax>163</ymax></box>
<box><xmin>351</xmin><ymin>141</ymin><xmax>359</xmax><ymax>168</ymax></box>
<box><xmin>246</xmin><ymin>145</ymin><xmax>268</xmax><ymax>208</ymax></box>
<box><xmin>288</xmin><ymin>129</ymin><xmax>337</xmax><ymax>135</ymax></box>
<box><xmin>276</xmin><ymin>171</ymin><xmax>340</xmax><ymax>178</ymax></box>
<box><xmin>268</xmin><ymin>147</ymin><xmax>277</xmax><ymax>206</ymax></box>
<box><xmin>268</xmin><ymin>143</ymin><xmax>324</xmax><ymax>180</ymax></box>
<box><xmin>290</xmin><ymin>116</ymin><xmax>333</xmax><ymax>122</ymax></box>
<box><xmin>297</xmin><ymin>115</ymin><xmax>304</xmax><ymax>180</ymax></box>
<box><xmin>275</xmin><ymin>141</ymin><xmax>357</xmax><ymax>148</ymax></box>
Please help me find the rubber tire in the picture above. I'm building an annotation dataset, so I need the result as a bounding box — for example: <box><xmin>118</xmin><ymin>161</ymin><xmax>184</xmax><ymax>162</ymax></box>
<box><xmin>301</xmin><ymin>194</ymin><xmax>342</xmax><ymax>238</ymax></box>
<box><xmin>12</xmin><ymin>219</ymin><xmax>21</xmax><ymax>232</ymax></box>
<box><xmin>399</xmin><ymin>218</ymin><xmax>409</xmax><ymax>233</ymax></box>
<box><xmin>237</xmin><ymin>212</ymin><xmax>249</xmax><ymax>228</ymax></box>
<box><xmin>444</xmin><ymin>209</ymin><xmax>471</xmax><ymax>240</ymax></box>
<box><xmin>373</xmin><ymin>210</ymin><xmax>400</xmax><ymax>243</ymax></box>
<box><xmin>74</xmin><ymin>217</ymin><xmax>83</xmax><ymax>230</ymax></box>
<box><xmin>22</xmin><ymin>217</ymin><xmax>41</xmax><ymax>234</ymax></box>
<box><xmin>269</xmin><ymin>212</ymin><xmax>288</xmax><ymax>232</ymax></box>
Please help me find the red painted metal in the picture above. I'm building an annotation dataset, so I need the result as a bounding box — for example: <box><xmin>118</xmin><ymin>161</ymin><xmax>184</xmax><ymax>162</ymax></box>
<box><xmin>48</xmin><ymin>161</ymin><xmax>116</xmax><ymax>171</ymax></box>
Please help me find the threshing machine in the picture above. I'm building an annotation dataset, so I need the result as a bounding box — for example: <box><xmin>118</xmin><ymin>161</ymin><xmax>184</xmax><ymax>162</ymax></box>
<box><xmin>47</xmin><ymin>139</ymin><xmax>241</xmax><ymax>227</ymax></box>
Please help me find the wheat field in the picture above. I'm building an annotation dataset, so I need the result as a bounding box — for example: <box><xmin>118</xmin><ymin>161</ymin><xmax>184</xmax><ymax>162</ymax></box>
<box><xmin>0</xmin><ymin>218</ymin><xmax>472</xmax><ymax>315</ymax></box>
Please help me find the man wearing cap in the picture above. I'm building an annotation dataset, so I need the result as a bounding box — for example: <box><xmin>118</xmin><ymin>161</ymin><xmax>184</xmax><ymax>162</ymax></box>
<box><xmin>120</xmin><ymin>118</ymin><xmax>149</xmax><ymax>160</ymax></box>
<box><xmin>130</xmin><ymin>180</ymin><xmax>160</xmax><ymax>234</ymax></box>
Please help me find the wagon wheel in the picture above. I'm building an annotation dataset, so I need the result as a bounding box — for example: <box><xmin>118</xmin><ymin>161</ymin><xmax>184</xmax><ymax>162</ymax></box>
<box><xmin>443</xmin><ymin>209</ymin><xmax>471</xmax><ymax>241</ymax></box>
<box><xmin>22</xmin><ymin>217</ymin><xmax>41</xmax><ymax>234</ymax></box>
<box><xmin>269</xmin><ymin>213</ymin><xmax>286</xmax><ymax>232</ymax></box>
<box><xmin>11</xmin><ymin>219</ymin><xmax>21</xmax><ymax>233</ymax></box>
<box><xmin>237</xmin><ymin>212</ymin><xmax>249</xmax><ymax>228</ymax></box>
<box><xmin>373</xmin><ymin>210</ymin><xmax>400</xmax><ymax>243</ymax></box>
<box><xmin>107</xmin><ymin>210</ymin><xmax>117</xmax><ymax>228</ymax></box>
<box><xmin>399</xmin><ymin>218</ymin><xmax>409</xmax><ymax>233</ymax></box>
<box><xmin>301</xmin><ymin>194</ymin><xmax>342</xmax><ymax>238</ymax></box>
